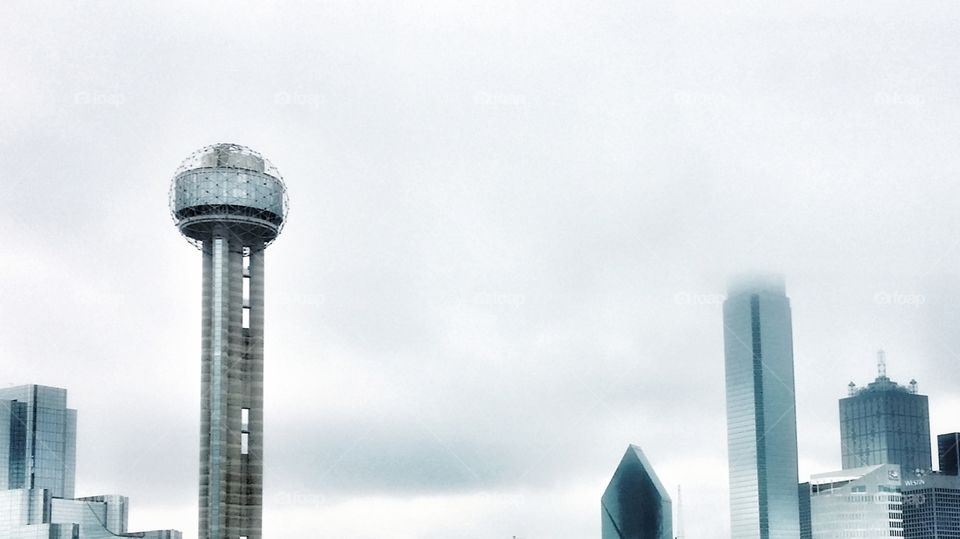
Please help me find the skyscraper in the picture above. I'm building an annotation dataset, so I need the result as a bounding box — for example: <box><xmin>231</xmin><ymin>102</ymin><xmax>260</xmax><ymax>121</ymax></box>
<box><xmin>170</xmin><ymin>143</ymin><xmax>289</xmax><ymax>539</ymax></box>
<box><xmin>939</xmin><ymin>433</ymin><xmax>960</xmax><ymax>476</ymax></box>
<box><xmin>723</xmin><ymin>274</ymin><xmax>801</xmax><ymax>538</ymax></box>
<box><xmin>0</xmin><ymin>385</ymin><xmax>76</xmax><ymax>498</ymax></box>
<box><xmin>601</xmin><ymin>445</ymin><xmax>672</xmax><ymax>539</ymax></box>
<box><xmin>840</xmin><ymin>353</ymin><xmax>931</xmax><ymax>478</ymax></box>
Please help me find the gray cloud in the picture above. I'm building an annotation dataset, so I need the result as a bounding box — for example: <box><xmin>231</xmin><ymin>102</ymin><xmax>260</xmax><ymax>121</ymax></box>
<box><xmin>2</xmin><ymin>1</ymin><xmax>960</xmax><ymax>537</ymax></box>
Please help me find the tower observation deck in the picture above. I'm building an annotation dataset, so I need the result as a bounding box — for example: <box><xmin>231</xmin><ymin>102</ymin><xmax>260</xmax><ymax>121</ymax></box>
<box><xmin>170</xmin><ymin>143</ymin><xmax>289</xmax><ymax>539</ymax></box>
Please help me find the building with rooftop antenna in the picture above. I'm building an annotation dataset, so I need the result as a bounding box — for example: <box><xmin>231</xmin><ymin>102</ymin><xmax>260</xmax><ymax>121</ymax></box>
<box><xmin>170</xmin><ymin>143</ymin><xmax>289</xmax><ymax>539</ymax></box>
<box><xmin>674</xmin><ymin>485</ymin><xmax>683</xmax><ymax>539</ymax></box>
<box><xmin>840</xmin><ymin>351</ymin><xmax>932</xmax><ymax>478</ymax></box>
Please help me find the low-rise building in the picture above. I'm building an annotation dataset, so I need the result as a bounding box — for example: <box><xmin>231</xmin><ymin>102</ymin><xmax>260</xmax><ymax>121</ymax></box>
<box><xmin>809</xmin><ymin>463</ymin><xmax>903</xmax><ymax>538</ymax></box>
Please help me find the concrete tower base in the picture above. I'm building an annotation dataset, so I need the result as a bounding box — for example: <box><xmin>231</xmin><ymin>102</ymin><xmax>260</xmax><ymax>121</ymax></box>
<box><xmin>199</xmin><ymin>235</ymin><xmax>265</xmax><ymax>539</ymax></box>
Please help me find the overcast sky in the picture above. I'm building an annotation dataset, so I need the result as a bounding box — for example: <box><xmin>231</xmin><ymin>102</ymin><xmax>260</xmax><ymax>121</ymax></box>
<box><xmin>1</xmin><ymin>1</ymin><xmax>959</xmax><ymax>537</ymax></box>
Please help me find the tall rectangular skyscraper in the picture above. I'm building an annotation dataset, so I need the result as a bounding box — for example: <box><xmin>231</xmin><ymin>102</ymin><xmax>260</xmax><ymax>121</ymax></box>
<box><xmin>723</xmin><ymin>275</ymin><xmax>801</xmax><ymax>538</ymax></box>
<box><xmin>840</xmin><ymin>358</ymin><xmax>931</xmax><ymax>478</ymax></box>
<box><xmin>0</xmin><ymin>385</ymin><xmax>76</xmax><ymax>498</ymax></box>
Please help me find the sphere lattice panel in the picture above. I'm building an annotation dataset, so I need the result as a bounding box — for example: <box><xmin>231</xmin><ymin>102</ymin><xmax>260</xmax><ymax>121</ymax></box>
<box><xmin>170</xmin><ymin>143</ymin><xmax>289</xmax><ymax>249</ymax></box>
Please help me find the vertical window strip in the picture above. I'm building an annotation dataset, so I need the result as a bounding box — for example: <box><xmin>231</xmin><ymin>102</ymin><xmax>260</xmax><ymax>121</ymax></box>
<box><xmin>209</xmin><ymin>237</ymin><xmax>224</xmax><ymax>537</ymax></box>
<box><xmin>750</xmin><ymin>295</ymin><xmax>769</xmax><ymax>539</ymax></box>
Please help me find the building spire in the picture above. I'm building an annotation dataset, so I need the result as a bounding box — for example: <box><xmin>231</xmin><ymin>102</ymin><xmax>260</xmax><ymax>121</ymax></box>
<box><xmin>877</xmin><ymin>349</ymin><xmax>887</xmax><ymax>379</ymax></box>
<box><xmin>676</xmin><ymin>484</ymin><xmax>685</xmax><ymax>539</ymax></box>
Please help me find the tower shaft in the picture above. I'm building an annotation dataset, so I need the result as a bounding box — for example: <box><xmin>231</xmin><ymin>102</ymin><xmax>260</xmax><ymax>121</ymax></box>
<box><xmin>199</xmin><ymin>233</ymin><xmax>264</xmax><ymax>539</ymax></box>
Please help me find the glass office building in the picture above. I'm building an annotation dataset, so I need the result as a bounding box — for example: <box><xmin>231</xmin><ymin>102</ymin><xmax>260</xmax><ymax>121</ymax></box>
<box><xmin>601</xmin><ymin>445</ymin><xmax>672</xmax><ymax>539</ymax></box>
<box><xmin>939</xmin><ymin>433</ymin><xmax>960</xmax><ymax>476</ymax></box>
<box><xmin>840</xmin><ymin>364</ymin><xmax>931</xmax><ymax>478</ymax></box>
<box><xmin>0</xmin><ymin>385</ymin><xmax>76</xmax><ymax>498</ymax></box>
<box><xmin>0</xmin><ymin>385</ymin><xmax>181</xmax><ymax>539</ymax></box>
<box><xmin>723</xmin><ymin>275</ymin><xmax>801</xmax><ymax>538</ymax></box>
<box><xmin>902</xmin><ymin>472</ymin><xmax>960</xmax><ymax>537</ymax></box>
<box><xmin>809</xmin><ymin>464</ymin><xmax>903</xmax><ymax>538</ymax></box>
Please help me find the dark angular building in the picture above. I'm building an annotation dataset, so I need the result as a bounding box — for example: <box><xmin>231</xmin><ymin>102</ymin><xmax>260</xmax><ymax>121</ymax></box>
<box><xmin>601</xmin><ymin>445</ymin><xmax>672</xmax><ymax>539</ymax></box>
<box><xmin>840</xmin><ymin>354</ymin><xmax>932</xmax><ymax>478</ymax></box>
<box><xmin>939</xmin><ymin>433</ymin><xmax>960</xmax><ymax>476</ymax></box>
<box><xmin>902</xmin><ymin>472</ymin><xmax>960</xmax><ymax>538</ymax></box>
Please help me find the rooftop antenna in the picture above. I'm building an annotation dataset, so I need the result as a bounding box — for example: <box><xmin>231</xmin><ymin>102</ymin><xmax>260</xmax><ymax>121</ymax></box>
<box><xmin>848</xmin><ymin>381</ymin><xmax>857</xmax><ymax>396</ymax></box>
<box><xmin>676</xmin><ymin>484</ymin><xmax>684</xmax><ymax>539</ymax></box>
<box><xmin>877</xmin><ymin>349</ymin><xmax>887</xmax><ymax>379</ymax></box>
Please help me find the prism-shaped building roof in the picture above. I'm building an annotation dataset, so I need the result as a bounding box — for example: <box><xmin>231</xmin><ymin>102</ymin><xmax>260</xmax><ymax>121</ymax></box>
<box><xmin>601</xmin><ymin>445</ymin><xmax>673</xmax><ymax>539</ymax></box>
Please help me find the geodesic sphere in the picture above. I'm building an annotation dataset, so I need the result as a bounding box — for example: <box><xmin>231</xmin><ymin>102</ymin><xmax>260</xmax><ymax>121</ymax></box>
<box><xmin>169</xmin><ymin>143</ymin><xmax>289</xmax><ymax>249</ymax></box>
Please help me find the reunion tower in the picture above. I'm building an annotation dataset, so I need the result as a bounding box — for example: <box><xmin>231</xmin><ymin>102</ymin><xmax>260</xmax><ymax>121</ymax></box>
<box><xmin>170</xmin><ymin>143</ymin><xmax>289</xmax><ymax>539</ymax></box>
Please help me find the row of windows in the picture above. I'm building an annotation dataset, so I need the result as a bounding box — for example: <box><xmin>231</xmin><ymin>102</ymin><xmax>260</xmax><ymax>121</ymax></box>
<box><xmin>842</xmin><ymin>394</ymin><xmax>928</xmax><ymax>414</ymax></box>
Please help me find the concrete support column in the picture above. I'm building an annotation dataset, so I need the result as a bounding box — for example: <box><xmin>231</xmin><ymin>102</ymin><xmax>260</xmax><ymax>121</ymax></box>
<box><xmin>201</xmin><ymin>235</ymin><xmax>253</xmax><ymax>539</ymax></box>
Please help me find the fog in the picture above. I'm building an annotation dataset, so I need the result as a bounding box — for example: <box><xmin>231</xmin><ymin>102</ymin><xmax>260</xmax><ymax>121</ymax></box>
<box><xmin>1</xmin><ymin>1</ymin><xmax>959</xmax><ymax>537</ymax></box>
